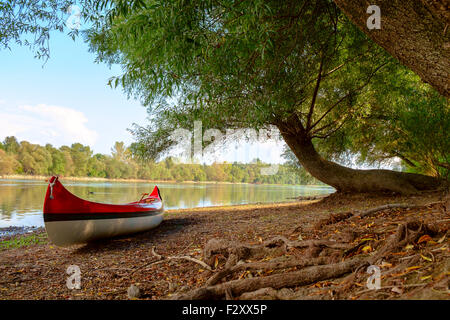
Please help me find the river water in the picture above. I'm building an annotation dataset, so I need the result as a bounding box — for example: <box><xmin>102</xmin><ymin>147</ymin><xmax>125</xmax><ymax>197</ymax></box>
<box><xmin>0</xmin><ymin>179</ymin><xmax>334</xmax><ymax>228</ymax></box>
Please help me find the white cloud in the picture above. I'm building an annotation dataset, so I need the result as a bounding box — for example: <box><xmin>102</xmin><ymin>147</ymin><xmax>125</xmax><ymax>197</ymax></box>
<box><xmin>0</xmin><ymin>103</ymin><xmax>98</xmax><ymax>147</ymax></box>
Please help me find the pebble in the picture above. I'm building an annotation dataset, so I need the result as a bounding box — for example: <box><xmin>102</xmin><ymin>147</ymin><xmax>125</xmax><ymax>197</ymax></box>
<box><xmin>127</xmin><ymin>284</ymin><xmax>141</xmax><ymax>299</ymax></box>
<box><xmin>169</xmin><ymin>282</ymin><xmax>178</xmax><ymax>292</ymax></box>
<box><xmin>179</xmin><ymin>285</ymin><xmax>188</xmax><ymax>292</ymax></box>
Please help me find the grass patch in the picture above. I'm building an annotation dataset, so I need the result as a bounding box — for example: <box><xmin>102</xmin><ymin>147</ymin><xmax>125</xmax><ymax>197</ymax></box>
<box><xmin>0</xmin><ymin>233</ymin><xmax>48</xmax><ymax>250</ymax></box>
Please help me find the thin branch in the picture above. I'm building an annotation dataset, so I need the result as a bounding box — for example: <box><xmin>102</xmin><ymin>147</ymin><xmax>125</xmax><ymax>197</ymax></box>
<box><xmin>311</xmin><ymin>117</ymin><xmax>349</xmax><ymax>139</ymax></box>
<box><xmin>130</xmin><ymin>246</ymin><xmax>213</xmax><ymax>275</ymax></box>
<box><xmin>394</xmin><ymin>151</ymin><xmax>418</xmax><ymax>168</ymax></box>
<box><xmin>309</xmin><ymin>61</ymin><xmax>389</xmax><ymax>131</ymax></box>
<box><xmin>305</xmin><ymin>54</ymin><xmax>324</xmax><ymax>131</ymax></box>
<box><xmin>309</xmin><ymin>103</ymin><xmax>362</xmax><ymax>137</ymax></box>
<box><xmin>356</xmin><ymin>283</ymin><xmax>426</xmax><ymax>295</ymax></box>
<box><xmin>436</xmin><ymin>161</ymin><xmax>450</xmax><ymax>170</ymax></box>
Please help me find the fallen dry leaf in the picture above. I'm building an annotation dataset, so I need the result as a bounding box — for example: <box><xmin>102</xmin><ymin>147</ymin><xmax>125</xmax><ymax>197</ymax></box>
<box><xmin>391</xmin><ymin>286</ymin><xmax>403</xmax><ymax>294</ymax></box>
<box><xmin>437</xmin><ymin>235</ymin><xmax>446</xmax><ymax>244</ymax></box>
<box><xmin>417</xmin><ymin>235</ymin><xmax>432</xmax><ymax>244</ymax></box>
<box><xmin>405</xmin><ymin>266</ymin><xmax>422</xmax><ymax>272</ymax></box>
<box><xmin>379</xmin><ymin>261</ymin><xmax>393</xmax><ymax>268</ymax></box>
<box><xmin>420</xmin><ymin>254</ymin><xmax>433</xmax><ymax>262</ymax></box>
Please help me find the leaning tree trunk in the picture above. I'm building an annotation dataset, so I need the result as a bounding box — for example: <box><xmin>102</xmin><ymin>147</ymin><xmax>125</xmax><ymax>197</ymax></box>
<box><xmin>276</xmin><ymin>122</ymin><xmax>442</xmax><ymax>195</ymax></box>
<box><xmin>333</xmin><ymin>0</ymin><xmax>450</xmax><ymax>98</ymax></box>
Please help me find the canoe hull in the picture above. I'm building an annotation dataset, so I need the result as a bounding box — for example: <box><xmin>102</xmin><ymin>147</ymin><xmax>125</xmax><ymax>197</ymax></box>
<box><xmin>43</xmin><ymin>176</ymin><xmax>164</xmax><ymax>246</ymax></box>
<box><xmin>45</xmin><ymin>213</ymin><xmax>164</xmax><ymax>246</ymax></box>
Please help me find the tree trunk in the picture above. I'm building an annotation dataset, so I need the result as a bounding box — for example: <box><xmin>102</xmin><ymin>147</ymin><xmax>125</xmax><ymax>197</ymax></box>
<box><xmin>333</xmin><ymin>0</ymin><xmax>450</xmax><ymax>98</ymax></box>
<box><xmin>276</xmin><ymin>121</ymin><xmax>442</xmax><ymax>194</ymax></box>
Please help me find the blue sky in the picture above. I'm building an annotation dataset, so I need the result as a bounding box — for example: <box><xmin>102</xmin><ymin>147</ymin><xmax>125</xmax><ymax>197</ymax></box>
<box><xmin>0</xmin><ymin>31</ymin><xmax>148</xmax><ymax>155</ymax></box>
<box><xmin>0</xmin><ymin>28</ymin><xmax>285</xmax><ymax>163</ymax></box>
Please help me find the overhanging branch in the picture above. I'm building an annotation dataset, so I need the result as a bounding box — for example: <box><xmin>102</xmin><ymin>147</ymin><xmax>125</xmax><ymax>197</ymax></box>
<box><xmin>309</xmin><ymin>61</ymin><xmax>389</xmax><ymax>131</ymax></box>
<box><xmin>305</xmin><ymin>54</ymin><xmax>324</xmax><ymax>131</ymax></box>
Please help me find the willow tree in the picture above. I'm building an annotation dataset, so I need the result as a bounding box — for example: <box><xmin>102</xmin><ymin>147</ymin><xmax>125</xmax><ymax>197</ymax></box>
<box><xmin>85</xmin><ymin>0</ymin><xmax>444</xmax><ymax>194</ymax></box>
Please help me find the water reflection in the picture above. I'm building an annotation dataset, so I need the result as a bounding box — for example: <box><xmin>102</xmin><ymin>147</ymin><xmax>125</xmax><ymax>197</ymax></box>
<box><xmin>0</xmin><ymin>179</ymin><xmax>334</xmax><ymax>227</ymax></box>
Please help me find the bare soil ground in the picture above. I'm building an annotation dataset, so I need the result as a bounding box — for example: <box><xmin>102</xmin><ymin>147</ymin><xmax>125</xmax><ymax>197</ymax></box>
<box><xmin>0</xmin><ymin>191</ymin><xmax>448</xmax><ymax>300</ymax></box>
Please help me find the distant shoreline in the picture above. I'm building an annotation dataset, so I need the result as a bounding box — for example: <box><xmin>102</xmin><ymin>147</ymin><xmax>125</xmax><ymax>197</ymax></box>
<box><xmin>0</xmin><ymin>174</ymin><xmax>328</xmax><ymax>187</ymax></box>
<box><xmin>0</xmin><ymin>174</ymin><xmax>228</xmax><ymax>184</ymax></box>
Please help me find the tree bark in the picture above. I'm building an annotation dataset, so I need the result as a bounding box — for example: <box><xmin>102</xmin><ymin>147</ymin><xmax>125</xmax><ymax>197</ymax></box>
<box><xmin>276</xmin><ymin>119</ymin><xmax>442</xmax><ymax>194</ymax></box>
<box><xmin>333</xmin><ymin>0</ymin><xmax>450</xmax><ymax>98</ymax></box>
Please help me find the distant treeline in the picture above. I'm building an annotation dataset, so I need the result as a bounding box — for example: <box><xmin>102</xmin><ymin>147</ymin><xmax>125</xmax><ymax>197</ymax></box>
<box><xmin>0</xmin><ymin>136</ymin><xmax>319</xmax><ymax>185</ymax></box>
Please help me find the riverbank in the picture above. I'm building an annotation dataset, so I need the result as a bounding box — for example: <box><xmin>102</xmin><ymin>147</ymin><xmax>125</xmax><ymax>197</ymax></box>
<box><xmin>0</xmin><ymin>190</ymin><xmax>448</xmax><ymax>300</ymax></box>
<box><xmin>0</xmin><ymin>174</ymin><xmax>208</xmax><ymax>184</ymax></box>
<box><xmin>0</xmin><ymin>226</ymin><xmax>43</xmax><ymax>239</ymax></box>
<box><xmin>0</xmin><ymin>174</ymin><xmax>327</xmax><ymax>187</ymax></box>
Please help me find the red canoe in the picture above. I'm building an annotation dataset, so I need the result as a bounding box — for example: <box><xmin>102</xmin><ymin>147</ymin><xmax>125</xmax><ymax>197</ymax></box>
<box><xmin>43</xmin><ymin>176</ymin><xmax>164</xmax><ymax>246</ymax></box>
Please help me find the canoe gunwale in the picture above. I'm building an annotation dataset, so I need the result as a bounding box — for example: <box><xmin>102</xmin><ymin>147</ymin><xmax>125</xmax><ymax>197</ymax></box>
<box><xmin>43</xmin><ymin>208</ymin><xmax>164</xmax><ymax>222</ymax></box>
<box><xmin>43</xmin><ymin>175</ymin><xmax>164</xmax><ymax>215</ymax></box>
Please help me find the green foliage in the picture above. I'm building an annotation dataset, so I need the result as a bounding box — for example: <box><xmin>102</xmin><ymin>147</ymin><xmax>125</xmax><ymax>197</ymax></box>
<box><xmin>317</xmin><ymin>69</ymin><xmax>450</xmax><ymax>178</ymax></box>
<box><xmin>3</xmin><ymin>136</ymin><xmax>20</xmax><ymax>154</ymax></box>
<box><xmin>16</xmin><ymin>141</ymin><xmax>52</xmax><ymax>175</ymax></box>
<box><xmin>46</xmin><ymin>144</ymin><xmax>66</xmax><ymax>175</ymax></box>
<box><xmin>0</xmin><ymin>149</ymin><xmax>20</xmax><ymax>175</ymax></box>
<box><xmin>111</xmin><ymin>141</ymin><xmax>128</xmax><ymax>161</ymax></box>
<box><xmin>88</xmin><ymin>0</ymin><xmax>442</xmax><ymax>171</ymax></box>
<box><xmin>0</xmin><ymin>0</ymin><xmax>154</xmax><ymax>60</ymax></box>
<box><xmin>2</xmin><ymin>0</ymin><xmax>447</xmax><ymax>181</ymax></box>
<box><xmin>85</xmin><ymin>0</ymin><xmax>449</xmax><ymax>178</ymax></box>
<box><xmin>0</xmin><ymin>136</ymin><xmax>319</xmax><ymax>184</ymax></box>
<box><xmin>69</xmin><ymin>143</ymin><xmax>93</xmax><ymax>176</ymax></box>
<box><xmin>0</xmin><ymin>233</ymin><xmax>48</xmax><ymax>250</ymax></box>
<box><xmin>0</xmin><ymin>0</ymin><xmax>73</xmax><ymax>59</ymax></box>
<box><xmin>86</xmin><ymin>154</ymin><xmax>107</xmax><ymax>177</ymax></box>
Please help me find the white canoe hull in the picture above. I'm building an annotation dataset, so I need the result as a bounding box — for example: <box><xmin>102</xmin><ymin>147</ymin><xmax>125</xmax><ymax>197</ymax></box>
<box><xmin>44</xmin><ymin>213</ymin><xmax>164</xmax><ymax>246</ymax></box>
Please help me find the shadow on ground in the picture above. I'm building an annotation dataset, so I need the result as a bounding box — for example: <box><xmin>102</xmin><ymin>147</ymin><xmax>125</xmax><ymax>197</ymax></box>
<box><xmin>72</xmin><ymin>216</ymin><xmax>201</xmax><ymax>254</ymax></box>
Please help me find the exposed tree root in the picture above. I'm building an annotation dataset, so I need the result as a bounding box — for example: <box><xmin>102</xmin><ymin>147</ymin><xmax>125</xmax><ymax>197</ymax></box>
<box><xmin>202</xmin><ymin>236</ymin><xmax>352</xmax><ymax>286</ymax></box>
<box><xmin>130</xmin><ymin>246</ymin><xmax>213</xmax><ymax>275</ymax></box>
<box><xmin>203</xmin><ymin>236</ymin><xmax>351</xmax><ymax>268</ymax></box>
<box><xmin>172</xmin><ymin>257</ymin><xmax>364</xmax><ymax>300</ymax></box>
<box><xmin>170</xmin><ymin>235</ymin><xmax>361</xmax><ymax>299</ymax></box>
<box><xmin>238</xmin><ymin>287</ymin><xmax>287</xmax><ymax>300</ymax></box>
<box><xmin>314</xmin><ymin>201</ymin><xmax>445</xmax><ymax>230</ymax></box>
<box><xmin>368</xmin><ymin>220</ymin><xmax>439</xmax><ymax>265</ymax></box>
<box><xmin>169</xmin><ymin>214</ymin><xmax>446</xmax><ymax>300</ymax></box>
<box><xmin>203</xmin><ymin>238</ymin><xmax>287</xmax><ymax>267</ymax></box>
<box><xmin>206</xmin><ymin>256</ymin><xmax>331</xmax><ymax>286</ymax></box>
<box><xmin>314</xmin><ymin>212</ymin><xmax>353</xmax><ymax>229</ymax></box>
